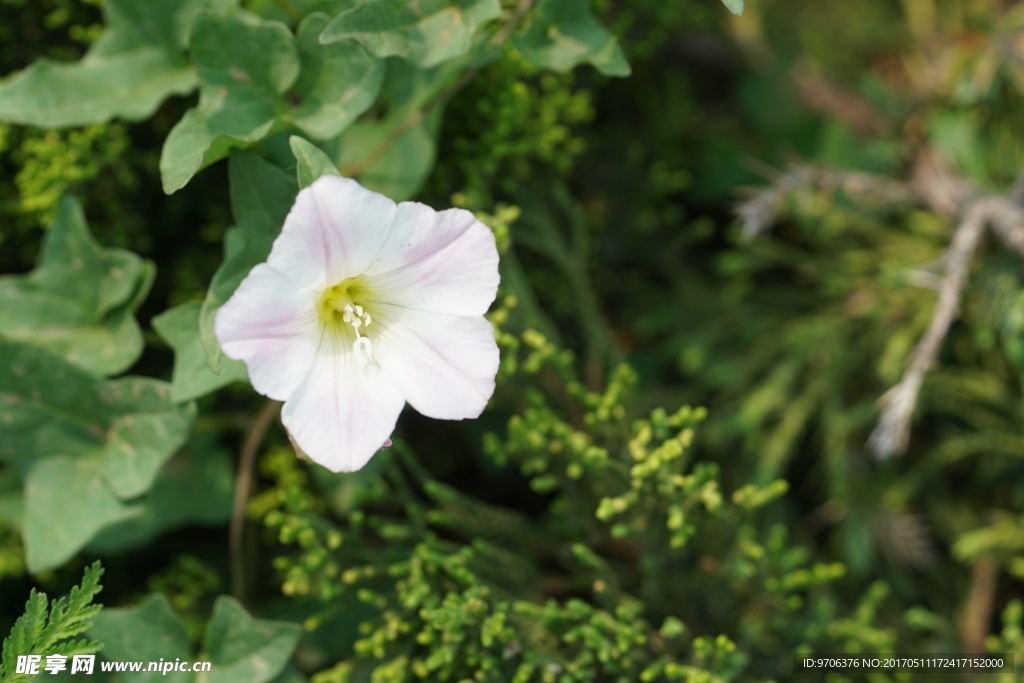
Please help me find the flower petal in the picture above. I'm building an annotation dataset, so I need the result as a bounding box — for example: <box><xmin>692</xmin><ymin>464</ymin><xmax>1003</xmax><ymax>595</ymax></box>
<box><xmin>372</xmin><ymin>305</ymin><xmax>499</xmax><ymax>420</ymax></box>
<box><xmin>267</xmin><ymin>175</ymin><xmax>398</xmax><ymax>288</ymax></box>
<box><xmin>215</xmin><ymin>263</ymin><xmax>320</xmax><ymax>401</ymax></box>
<box><xmin>365</xmin><ymin>203</ymin><xmax>499</xmax><ymax>317</ymax></box>
<box><xmin>281</xmin><ymin>348</ymin><xmax>406</xmax><ymax>472</ymax></box>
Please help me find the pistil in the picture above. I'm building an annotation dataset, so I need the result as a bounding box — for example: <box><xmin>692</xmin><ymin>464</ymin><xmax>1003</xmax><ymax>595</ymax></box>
<box><xmin>318</xmin><ymin>278</ymin><xmax>376</xmax><ymax>361</ymax></box>
<box><xmin>343</xmin><ymin>304</ymin><xmax>374</xmax><ymax>361</ymax></box>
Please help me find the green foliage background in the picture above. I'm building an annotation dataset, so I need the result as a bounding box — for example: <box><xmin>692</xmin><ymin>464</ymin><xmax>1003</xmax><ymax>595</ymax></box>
<box><xmin>2</xmin><ymin>0</ymin><xmax>1024</xmax><ymax>681</ymax></box>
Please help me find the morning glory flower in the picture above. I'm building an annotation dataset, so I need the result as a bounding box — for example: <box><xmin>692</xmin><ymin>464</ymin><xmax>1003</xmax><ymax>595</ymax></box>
<box><xmin>215</xmin><ymin>176</ymin><xmax>500</xmax><ymax>472</ymax></box>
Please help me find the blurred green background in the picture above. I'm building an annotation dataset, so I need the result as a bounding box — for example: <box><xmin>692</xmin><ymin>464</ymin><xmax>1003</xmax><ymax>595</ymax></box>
<box><xmin>3</xmin><ymin>0</ymin><xmax>1024</xmax><ymax>681</ymax></box>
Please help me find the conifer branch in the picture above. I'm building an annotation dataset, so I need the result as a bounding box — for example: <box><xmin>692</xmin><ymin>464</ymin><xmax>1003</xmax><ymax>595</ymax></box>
<box><xmin>0</xmin><ymin>562</ymin><xmax>104</xmax><ymax>683</ymax></box>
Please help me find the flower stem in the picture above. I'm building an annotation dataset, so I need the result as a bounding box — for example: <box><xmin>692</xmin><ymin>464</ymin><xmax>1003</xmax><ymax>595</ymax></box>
<box><xmin>343</xmin><ymin>0</ymin><xmax>535</xmax><ymax>178</ymax></box>
<box><xmin>271</xmin><ymin>0</ymin><xmax>304</xmax><ymax>22</ymax></box>
<box><xmin>230</xmin><ymin>399</ymin><xmax>281</xmax><ymax>606</ymax></box>
<box><xmin>343</xmin><ymin>69</ymin><xmax>477</xmax><ymax>178</ymax></box>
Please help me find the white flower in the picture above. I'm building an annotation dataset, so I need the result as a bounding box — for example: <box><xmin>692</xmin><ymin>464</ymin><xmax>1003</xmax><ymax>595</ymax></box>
<box><xmin>215</xmin><ymin>176</ymin><xmax>500</xmax><ymax>472</ymax></box>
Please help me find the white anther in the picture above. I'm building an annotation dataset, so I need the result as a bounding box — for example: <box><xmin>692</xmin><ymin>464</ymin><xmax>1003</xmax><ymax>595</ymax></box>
<box><xmin>341</xmin><ymin>303</ymin><xmax>371</xmax><ymax>327</ymax></box>
<box><xmin>343</xmin><ymin>303</ymin><xmax>373</xmax><ymax>332</ymax></box>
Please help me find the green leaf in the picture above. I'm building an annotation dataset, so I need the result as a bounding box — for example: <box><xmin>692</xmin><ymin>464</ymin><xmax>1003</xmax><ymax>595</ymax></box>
<box><xmin>289</xmin><ymin>136</ymin><xmax>341</xmax><ymax>189</ymax></box>
<box><xmin>160</xmin><ymin>10</ymin><xmax>300</xmax><ymax>194</ymax></box>
<box><xmin>96</xmin><ymin>378</ymin><xmax>198</xmax><ymax>499</ymax></box>
<box><xmin>160</xmin><ymin>112</ymin><xmax>266</xmax><ymax>196</ymax></box>
<box><xmin>89</xmin><ymin>594</ymin><xmax>192</xmax><ymax>683</ymax></box>
<box><xmin>0</xmin><ymin>54</ymin><xmax>194</xmax><ymax>129</ymax></box>
<box><xmin>0</xmin><ymin>197</ymin><xmax>154</xmax><ymax>377</ymax></box>
<box><xmin>153</xmin><ymin>302</ymin><xmax>248</xmax><ymax>402</ymax></box>
<box><xmin>202</xmin><ymin>597</ymin><xmax>301</xmax><ymax>683</ymax></box>
<box><xmin>320</xmin><ymin>0</ymin><xmax>502</xmax><ymax>68</ymax></box>
<box><xmin>23</xmin><ymin>457</ymin><xmax>138</xmax><ymax>574</ymax></box>
<box><xmin>0</xmin><ymin>0</ymin><xmax>237</xmax><ymax>127</ymax></box>
<box><xmin>288</xmin><ymin>13</ymin><xmax>385</xmax><ymax>140</ymax></box>
<box><xmin>0</xmin><ymin>344</ymin><xmax>110</xmax><ymax>462</ymax></box>
<box><xmin>0</xmin><ymin>342</ymin><xmax>195</xmax><ymax>572</ymax></box>
<box><xmin>88</xmin><ymin>436</ymin><xmax>234</xmax><ymax>553</ymax></box>
<box><xmin>721</xmin><ymin>0</ymin><xmax>744</xmax><ymax>15</ymax></box>
<box><xmin>84</xmin><ymin>595</ymin><xmax>300</xmax><ymax>683</ymax></box>
<box><xmin>511</xmin><ymin>0</ymin><xmax>631</xmax><ymax>77</ymax></box>
<box><xmin>200</xmin><ymin>152</ymin><xmax>297</xmax><ymax>373</ymax></box>
<box><xmin>97</xmin><ymin>0</ymin><xmax>240</xmax><ymax>53</ymax></box>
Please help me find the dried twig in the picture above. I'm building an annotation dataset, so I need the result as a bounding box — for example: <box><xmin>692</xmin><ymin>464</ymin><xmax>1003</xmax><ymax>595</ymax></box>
<box><xmin>867</xmin><ymin>153</ymin><xmax>1023</xmax><ymax>458</ymax></box>
<box><xmin>867</xmin><ymin>200</ymin><xmax>989</xmax><ymax>459</ymax></box>
<box><xmin>960</xmin><ymin>555</ymin><xmax>999</xmax><ymax>656</ymax></box>
<box><xmin>735</xmin><ymin>163</ymin><xmax>912</xmax><ymax>239</ymax></box>
<box><xmin>735</xmin><ymin>152</ymin><xmax>1024</xmax><ymax>458</ymax></box>
<box><xmin>909</xmin><ymin>151</ymin><xmax>1024</xmax><ymax>259</ymax></box>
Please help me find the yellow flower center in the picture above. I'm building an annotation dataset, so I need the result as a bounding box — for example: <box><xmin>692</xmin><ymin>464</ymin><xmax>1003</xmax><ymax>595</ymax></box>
<box><xmin>317</xmin><ymin>277</ymin><xmax>376</xmax><ymax>360</ymax></box>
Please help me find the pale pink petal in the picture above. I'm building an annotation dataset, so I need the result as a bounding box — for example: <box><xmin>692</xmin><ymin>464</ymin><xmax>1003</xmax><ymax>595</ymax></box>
<box><xmin>267</xmin><ymin>176</ymin><xmax>398</xmax><ymax>288</ymax></box>
<box><xmin>363</xmin><ymin>203</ymin><xmax>499</xmax><ymax>317</ymax></box>
<box><xmin>372</xmin><ymin>305</ymin><xmax>499</xmax><ymax>420</ymax></box>
<box><xmin>217</xmin><ymin>175</ymin><xmax>502</xmax><ymax>474</ymax></box>
<box><xmin>281</xmin><ymin>348</ymin><xmax>406</xmax><ymax>472</ymax></box>
<box><xmin>215</xmin><ymin>263</ymin><xmax>320</xmax><ymax>401</ymax></box>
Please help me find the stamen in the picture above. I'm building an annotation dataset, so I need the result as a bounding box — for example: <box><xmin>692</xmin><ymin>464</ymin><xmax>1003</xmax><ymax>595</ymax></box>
<box><xmin>342</xmin><ymin>303</ymin><xmax>372</xmax><ymax>334</ymax></box>
<box><xmin>318</xmin><ymin>280</ymin><xmax>375</xmax><ymax>363</ymax></box>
